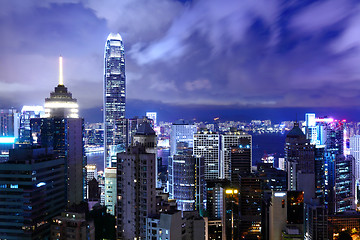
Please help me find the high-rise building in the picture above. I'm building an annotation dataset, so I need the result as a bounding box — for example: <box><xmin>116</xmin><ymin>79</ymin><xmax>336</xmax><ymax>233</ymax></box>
<box><xmin>104</xmin><ymin>167</ymin><xmax>116</xmax><ymax>215</ymax></box>
<box><xmin>86</xmin><ymin>164</ymin><xmax>97</xmax><ymax>182</ymax></box>
<box><xmin>269</xmin><ymin>191</ymin><xmax>304</xmax><ymax>240</ymax></box>
<box><xmin>116</xmin><ymin>145</ymin><xmax>156</xmax><ymax>239</ymax></box>
<box><xmin>194</xmin><ymin>129</ymin><xmax>220</xmax><ymax>180</ymax></box>
<box><xmin>104</xmin><ymin>33</ymin><xmax>126</xmax><ymax>169</ymax></box>
<box><xmin>32</xmin><ymin>56</ymin><xmax>86</xmax><ymax>206</ymax></box>
<box><xmin>170</xmin><ymin>120</ymin><xmax>197</xmax><ymax>156</ymax></box>
<box><xmin>285</xmin><ymin>123</ymin><xmax>315</xmax><ymax>191</ymax></box>
<box><xmin>335</xmin><ymin>155</ymin><xmax>356</xmax><ymax>212</ymax></box>
<box><xmin>168</xmin><ymin>151</ymin><xmax>205</xmax><ymax>212</ymax></box>
<box><xmin>116</xmin><ymin>123</ymin><xmax>157</xmax><ymax>239</ymax></box>
<box><xmin>221</xmin><ymin>129</ymin><xmax>252</xmax><ymax>180</ymax></box>
<box><xmin>0</xmin><ymin>147</ymin><xmax>66</xmax><ymax>239</ymax></box>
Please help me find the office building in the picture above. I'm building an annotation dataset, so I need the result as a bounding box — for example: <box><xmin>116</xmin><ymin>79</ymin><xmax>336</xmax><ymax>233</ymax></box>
<box><xmin>0</xmin><ymin>147</ymin><xmax>66</xmax><ymax>239</ymax></box>
<box><xmin>32</xmin><ymin>56</ymin><xmax>86</xmax><ymax>206</ymax></box>
<box><xmin>86</xmin><ymin>164</ymin><xmax>97</xmax><ymax>182</ymax></box>
<box><xmin>194</xmin><ymin>129</ymin><xmax>220</xmax><ymax>180</ymax></box>
<box><xmin>335</xmin><ymin>155</ymin><xmax>356</xmax><ymax>212</ymax></box>
<box><xmin>269</xmin><ymin>191</ymin><xmax>304</xmax><ymax>240</ymax></box>
<box><xmin>170</xmin><ymin>120</ymin><xmax>197</xmax><ymax>156</ymax></box>
<box><xmin>257</xmin><ymin>163</ymin><xmax>287</xmax><ymax>192</ymax></box>
<box><xmin>305</xmin><ymin>202</ymin><xmax>328</xmax><ymax>240</ymax></box>
<box><xmin>205</xmin><ymin>180</ymin><xmax>227</xmax><ymax>240</ymax></box>
<box><xmin>104</xmin><ymin>167</ymin><xmax>116</xmax><ymax>215</ymax></box>
<box><xmin>239</xmin><ymin>174</ymin><xmax>262</xmax><ymax>239</ymax></box>
<box><xmin>104</xmin><ymin>33</ymin><xmax>126</xmax><ymax>169</ymax></box>
<box><xmin>168</xmin><ymin>152</ymin><xmax>205</xmax><ymax>212</ymax></box>
<box><xmin>285</xmin><ymin>122</ymin><xmax>315</xmax><ymax>191</ymax></box>
<box><xmin>221</xmin><ymin>129</ymin><xmax>252</xmax><ymax>180</ymax></box>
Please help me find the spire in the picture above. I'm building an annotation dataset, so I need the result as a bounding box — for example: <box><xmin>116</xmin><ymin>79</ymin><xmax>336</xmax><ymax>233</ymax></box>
<box><xmin>59</xmin><ymin>55</ymin><xmax>64</xmax><ymax>86</ymax></box>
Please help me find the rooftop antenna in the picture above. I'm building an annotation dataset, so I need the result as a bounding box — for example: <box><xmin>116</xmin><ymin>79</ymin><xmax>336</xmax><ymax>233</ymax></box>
<box><xmin>59</xmin><ymin>55</ymin><xmax>64</xmax><ymax>86</ymax></box>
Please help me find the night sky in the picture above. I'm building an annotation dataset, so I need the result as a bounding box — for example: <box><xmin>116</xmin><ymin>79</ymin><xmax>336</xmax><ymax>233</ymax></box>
<box><xmin>1</xmin><ymin>0</ymin><xmax>360</xmax><ymax>123</ymax></box>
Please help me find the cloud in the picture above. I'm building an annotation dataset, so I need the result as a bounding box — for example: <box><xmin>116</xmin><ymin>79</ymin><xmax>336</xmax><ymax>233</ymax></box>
<box><xmin>290</xmin><ymin>0</ymin><xmax>352</xmax><ymax>33</ymax></box>
<box><xmin>130</xmin><ymin>0</ymin><xmax>280</xmax><ymax>64</ymax></box>
<box><xmin>1</xmin><ymin>0</ymin><xmax>360</xmax><ymax>116</ymax></box>
<box><xmin>185</xmin><ymin>79</ymin><xmax>211</xmax><ymax>91</ymax></box>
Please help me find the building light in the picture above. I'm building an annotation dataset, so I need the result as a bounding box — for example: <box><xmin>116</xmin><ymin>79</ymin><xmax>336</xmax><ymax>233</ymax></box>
<box><xmin>36</xmin><ymin>182</ymin><xmax>46</xmax><ymax>187</ymax></box>
<box><xmin>0</xmin><ymin>137</ymin><xmax>16</xmax><ymax>144</ymax></box>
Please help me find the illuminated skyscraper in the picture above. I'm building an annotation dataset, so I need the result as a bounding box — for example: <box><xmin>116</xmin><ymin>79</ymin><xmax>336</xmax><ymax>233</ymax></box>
<box><xmin>104</xmin><ymin>33</ymin><xmax>126</xmax><ymax>168</ymax></box>
<box><xmin>44</xmin><ymin>56</ymin><xmax>79</xmax><ymax>119</ymax></box>
<box><xmin>33</xmin><ymin>56</ymin><xmax>86</xmax><ymax>206</ymax></box>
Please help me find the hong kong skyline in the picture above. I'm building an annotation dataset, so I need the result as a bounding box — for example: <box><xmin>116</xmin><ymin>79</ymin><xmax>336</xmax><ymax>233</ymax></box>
<box><xmin>1</xmin><ymin>0</ymin><xmax>360</xmax><ymax>122</ymax></box>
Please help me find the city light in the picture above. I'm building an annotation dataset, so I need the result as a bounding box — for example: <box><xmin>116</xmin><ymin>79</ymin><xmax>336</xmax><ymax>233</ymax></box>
<box><xmin>0</xmin><ymin>137</ymin><xmax>16</xmax><ymax>144</ymax></box>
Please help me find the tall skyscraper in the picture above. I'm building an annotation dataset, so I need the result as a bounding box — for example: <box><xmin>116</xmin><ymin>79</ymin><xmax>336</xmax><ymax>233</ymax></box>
<box><xmin>221</xmin><ymin>129</ymin><xmax>252</xmax><ymax>180</ymax></box>
<box><xmin>104</xmin><ymin>33</ymin><xmax>126</xmax><ymax>168</ymax></box>
<box><xmin>194</xmin><ymin>129</ymin><xmax>220</xmax><ymax>180</ymax></box>
<box><xmin>285</xmin><ymin>123</ymin><xmax>315</xmax><ymax>191</ymax></box>
<box><xmin>116</xmin><ymin>145</ymin><xmax>156</xmax><ymax>239</ymax></box>
<box><xmin>32</xmin><ymin>56</ymin><xmax>86</xmax><ymax>206</ymax></box>
<box><xmin>168</xmin><ymin>151</ymin><xmax>205</xmax><ymax>212</ymax></box>
<box><xmin>335</xmin><ymin>155</ymin><xmax>356</xmax><ymax>212</ymax></box>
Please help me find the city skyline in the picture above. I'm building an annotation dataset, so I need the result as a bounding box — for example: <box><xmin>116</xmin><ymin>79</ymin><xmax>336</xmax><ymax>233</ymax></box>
<box><xmin>1</xmin><ymin>1</ymin><xmax>360</xmax><ymax>123</ymax></box>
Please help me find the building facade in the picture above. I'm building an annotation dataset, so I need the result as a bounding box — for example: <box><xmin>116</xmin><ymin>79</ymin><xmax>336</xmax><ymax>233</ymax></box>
<box><xmin>104</xmin><ymin>33</ymin><xmax>126</xmax><ymax>169</ymax></box>
<box><xmin>0</xmin><ymin>147</ymin><xmax>66</xmax><ymax>239</ymax></box>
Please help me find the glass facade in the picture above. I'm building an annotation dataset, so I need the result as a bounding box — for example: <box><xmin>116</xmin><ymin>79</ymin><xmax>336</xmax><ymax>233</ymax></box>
<box><xmin>104</xmin><ymin>33</ymin><xmax>126</xmax><ymax>168</ymax></box>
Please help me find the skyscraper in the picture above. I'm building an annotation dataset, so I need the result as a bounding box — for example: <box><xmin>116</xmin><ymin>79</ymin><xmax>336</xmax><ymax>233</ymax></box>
<box><xmin>104</xmin><ymin>33</ymin><xmax>126</xmax><ymax>168</ymax></box>
<box><xmin>285</xmin><ymin>123</ymin><xmax>315</xmax><ymax>191</ymax></box>
<box><xmin>194</xmin><ymin>129</ymin><xmax>220</xmax><ymax>180</ymax></box>
<box><xmin>32</xmin><ymin>56</ymin><xmax>86</xmax><ymax>206</ymax></box>
<box><xmin>221</xmin><ymin>129</ymin><xmax>252</xmax><ymax>180</ymax></box>
<box><xmin>170</xmin><ymin>120</ymin><xmax>197</xmax><ymax>156</ymax></box>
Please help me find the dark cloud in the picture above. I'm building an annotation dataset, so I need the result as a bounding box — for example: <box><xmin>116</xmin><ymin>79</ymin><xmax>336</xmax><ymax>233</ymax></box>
<box><xmin>1</xmin><ymin>0</ymin><xmax>360</xmax><ymax>122</ymax></box>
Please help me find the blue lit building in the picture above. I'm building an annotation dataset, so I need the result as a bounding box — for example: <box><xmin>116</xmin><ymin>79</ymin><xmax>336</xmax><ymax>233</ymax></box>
<box><xmin>19</xmin><ymin>106</ymin><xmax>45</xmax><ymax>144</ymax></box>
<box><xmin>168</xmin><ymin>151</ymin><xmax>205</xmax><ymax>212</ymax></box>
<box><xmin>170</xmin><ymin>120</ymin><xmax>197</xmax><ymax>156</ymax></box>
<box><xmin>104</xmin><ymin>33</ymin><xmax>126</xmax><ymax>168</ymax></box>
<box><xmin>0</xmin><ymin>147</ymin><xmax>66</xmax><ymax>239</ymax></box>
<box><xmin>335</xmin><ymin>155</ymin><xmax>356</xmax><ymax>212</ymax></box>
